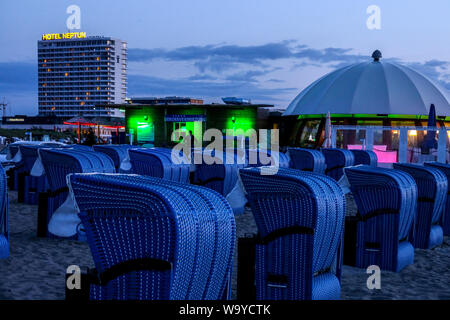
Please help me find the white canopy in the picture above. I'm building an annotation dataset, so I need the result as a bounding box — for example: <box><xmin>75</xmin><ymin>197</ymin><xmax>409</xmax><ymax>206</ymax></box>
<box><xmin>283</xmin><ymin>52</ymin><xmax>450</xmax><ymax>117</ymax></box>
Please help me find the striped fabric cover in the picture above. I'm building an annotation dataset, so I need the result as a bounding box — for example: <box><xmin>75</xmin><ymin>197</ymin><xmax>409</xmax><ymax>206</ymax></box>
<box><xmin>0</xmin><ymin>165</ymin><xmax>9</xmax><ymax>259</ymax></box>
<box><xmin>350</xmin><ymin>150</ymin><xmax>378</xmax><ymax>167</ymax></box>
<box><xmin>69</xmin><ymin>173</ymin><xmax>235</xmax><ymax>300</ymax></box>
<box><xmin>38</xmin><ymin>149</ymin><xmax>115</xmax><ymax>238</ymax></box>
<box><xmin>18</xmin><ymin>145</ymin><xmax>51</xmax><ymax>205</ymax></box>
<box><xmin>239</xmin><ymin>167</ymin><xmax>345</xmax><ymax>300</ymax></box>
<box><xmin>129</xmin><ymin>148</ymin><xmax>190</xmax><ymax>183</ymax></box>
<box><xmin>321</xmin><ymin>148</ymin><xmax>355</xmax><ymax>181</ymax></box>
<box><xmin>393</xmin><ymin>163</ymin><xmax>447</xmax><ymax>249</ymax></box>
<box><xmin>345</xmin><ymin>166</ymin><xmax>417</xmax><ymax>271</ymax></box>
<box><xmin>93</xmin><ymin>145</ymin><xmax>134</xmax><ymax>172</ymax></box>
<box><xmin>424</xmin><ymin>162</ymin><xmax>450</xmax><ymax>236</ymax></box>
<box><xmin>246</xmin><ymin>149</ymin><xmax>291</xmax><ymax>168</ymax></box>
<box><xmin>287</xmin><ymin>148</ymin><xmax>326</xmax><ymax>173</ymax></box>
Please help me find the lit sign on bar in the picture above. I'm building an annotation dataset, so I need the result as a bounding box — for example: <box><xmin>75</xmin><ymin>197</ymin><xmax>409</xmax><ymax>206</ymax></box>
<box><xmin>41</xmin><ymin>32</ymin><xmax>87</xmax><ymax>41</ymax></box>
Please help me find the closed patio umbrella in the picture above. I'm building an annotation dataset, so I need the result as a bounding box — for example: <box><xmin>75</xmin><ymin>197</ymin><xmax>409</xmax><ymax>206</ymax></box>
<box><xmin>422</xmin><ymin>104</ymin><xmax>438</xmax><ymax>154</ymax></box>
<box><xmin>322</xmin><ymin>111</ymin><xmax>332</xmax><ymax>148</ymax></box>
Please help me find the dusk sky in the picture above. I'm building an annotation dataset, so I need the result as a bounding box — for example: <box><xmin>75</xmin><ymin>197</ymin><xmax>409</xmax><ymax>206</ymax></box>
<box><xmin>1</xmin><ymin>0</ymin><xmax>449</xmax><ymax>115</ymax></box>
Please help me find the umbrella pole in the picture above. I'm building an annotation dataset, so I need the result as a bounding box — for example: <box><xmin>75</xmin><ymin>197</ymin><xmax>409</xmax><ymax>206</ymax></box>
<box><xmin>78</xmin><ymin>123</ymin><xmax>81</xmax><ymax>144</ymax></box>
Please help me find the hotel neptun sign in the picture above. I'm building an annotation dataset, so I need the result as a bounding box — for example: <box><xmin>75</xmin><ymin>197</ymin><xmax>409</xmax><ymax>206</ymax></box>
<box><xmin>41</xmin><ymin>32</ymin><xmax>87</xmax><ymax>41</ymax></box>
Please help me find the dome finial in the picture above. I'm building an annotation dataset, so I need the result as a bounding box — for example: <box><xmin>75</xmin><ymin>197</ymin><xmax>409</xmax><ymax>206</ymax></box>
<box><xmin>372</xmin><ymin>50</ymin><xmax>382</xmax><ymax>62</ymax></box>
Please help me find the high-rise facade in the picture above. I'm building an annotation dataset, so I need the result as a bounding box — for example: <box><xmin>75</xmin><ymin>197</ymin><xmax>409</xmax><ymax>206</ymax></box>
<box><xmin>38</xmin><ymin>33</ymin><xmax>127</xmax><ymax>118</ymax></box>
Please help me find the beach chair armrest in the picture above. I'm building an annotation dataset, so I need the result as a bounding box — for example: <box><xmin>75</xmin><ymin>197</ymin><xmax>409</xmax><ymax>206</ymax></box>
<box><xmin>195</xmin><ymin>176</ymin><xmax>225</xmax><ymax>186</ymax></box>
<box><xmin>92</xmin><ymin>258</ymin><xmax>173</xmax><ymax>286</ymax></box>
<box><xmin>256</xmin><ymin>226</ymin><xmax>315</xmax><ymax>245</ymax></box>
<box><xmin>356</xmin><ymin>208</ymin><xmax>400</xmax><ymax>222</ymax></box>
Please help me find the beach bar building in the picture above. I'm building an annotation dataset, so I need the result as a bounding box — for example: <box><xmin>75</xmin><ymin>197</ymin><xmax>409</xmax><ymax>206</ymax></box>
<box><xmin>112</xmin><ymin>97</ymin><xmax>273</xmax><ymax>146</ymax></box>
<box><xmin>283</xmin><ymin>50</ymin><xmax>450</xmax><ymax>163</ymax></box>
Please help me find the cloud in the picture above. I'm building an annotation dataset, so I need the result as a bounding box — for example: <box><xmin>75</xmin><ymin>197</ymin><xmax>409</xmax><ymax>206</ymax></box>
<box><xmin>127</xmin><ymin>74</ymin><xmax>296</xmax><ymax>103</ymax></box>
<box><xmin>1</xmin><ymin>41</ymin><xmax>449</xmax><ymax>114</ymax></box>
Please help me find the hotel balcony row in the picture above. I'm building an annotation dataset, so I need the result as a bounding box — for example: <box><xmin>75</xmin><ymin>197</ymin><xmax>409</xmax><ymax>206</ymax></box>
<box><xmin>37</xmin><ymin>54</ymin><xmax>126</xmax><ymax>62</ymax></box>
<box><xmin>39</xmin><ymin>61</ymin><xmax>120</xmax><ymax>68</ymax></box>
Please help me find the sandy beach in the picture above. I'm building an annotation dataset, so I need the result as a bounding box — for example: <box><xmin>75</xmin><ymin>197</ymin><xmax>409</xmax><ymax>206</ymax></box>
<box><xmin>0</xmin><ymin>191</ymin><xmax>449</xmax><ymax>300</ymax></box>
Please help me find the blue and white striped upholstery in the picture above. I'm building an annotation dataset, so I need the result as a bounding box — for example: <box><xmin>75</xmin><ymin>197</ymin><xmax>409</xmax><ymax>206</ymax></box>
<box><xmin>0</xmin><ymin>165</ymin><xmax>9</xmax><ymax>259</ymax></box>
<box><xmin>38</xmin><ymin>148</ymin><xmax>115</xmax><ymax>238</ymax></box>
<box><xmin>69</xmin><ymin>173</ymin><xmax>236</xmax><ymax>300</ymax></box>
<box><xmin>321</xmin><ymin>148</ymin><xmax>355</xmax><ymax>181</ymax></box>
<box><xmin>424</xmin><ymin>162</ymin><xmax>450</xmax><ymax>236</ymax></box>
<box><xmin>93</xmin><ymin>145</ymin><xmax>134</xmax><ymax>172</ymax></box>
<box><xmin>288</xmin><ymin>148</ymin><xmax>326</xmax><ymax>173</ymax></box>
<box><xmin>345</xmin><ymin>166</ymin><xmax>416</xmax><ymax>271</ymax></box>
<box><xmin>129</xmin><ymin>148</ymin><xmax>190</xmax><ymax>183</ymax></box>
<box><xmin>393</xmin><ymin>163</ymin><xmax>446</xmax><ymax>249</ymax></box>
<box><xmin>350</xmin><ymin>150</ymin><xmax>378</xmax><ymax>167</ymax></box>
<box><xmin>239</xmin><ymin>167</ymin><xmax>345</xmax><ymax>300</ymax></box>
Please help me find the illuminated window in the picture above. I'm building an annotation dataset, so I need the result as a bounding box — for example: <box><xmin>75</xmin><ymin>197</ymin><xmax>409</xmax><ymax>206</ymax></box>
<box><xmin>86</xmin><ymin>67</ymin><xmax>89</xmax><ymax>71</ymax></box>
<box><xmin>97</xmin><ymin>67</ymin><xmax>100</xmax><ymax>70</ymax></box>
<box><xmin>80</xmin><ymin>102</ymin><xmax>85</xmax><ymax>106</ymax></box>
<box><xmin>96</xmin><ymin>77</ymin><xmax>100</xmax><ymax>80</ymax></box>
<box><xmin>97</xmin><ymin>86</ymin><xmax>100</xmax><ymax>90</ymax></box>
<box><xmin>47</xmin><ymin>68</ymin><xmax>51</xmax><ymax>72</ymax></box>
<box><xmin>409</xmin><ymin>130</ymin><xmax>417</xmax><ymax>136</ymax></box>
<box><xmin>51</xmin><ymin>106</ymin><xmax>55</xmax><ymax>111</ymax></box>
<box><xmin>65</xmin><ymin>72</ymin><xmax>68</xmax><ymax>76</ymax></box>
<box><xmin>96</xmin><ymin>57</ymin><xmax>100</xmax><ymax>61</ymax></box>
<box><xmin>86</xmin><ymin>92</ymin><xmax>90</xmax><ymax>96</ymax></box>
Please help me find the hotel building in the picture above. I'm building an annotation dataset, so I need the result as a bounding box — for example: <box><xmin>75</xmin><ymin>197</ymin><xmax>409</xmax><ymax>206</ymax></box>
<box><xmin>37</xmin><ymin>33</ymin><xmax>127</xmax><ymax>118</ymax></box>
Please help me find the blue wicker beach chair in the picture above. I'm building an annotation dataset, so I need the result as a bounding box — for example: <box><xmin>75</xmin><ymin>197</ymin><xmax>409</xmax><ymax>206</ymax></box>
<box><xmin>423</xmin><ymin>162</ymin><xmax>450</xmax><ymax>236</ymax></box>
<box><xmin>0</xmin><ymin>165</ymin><xmax>9</xmax><ymax>259</ymax></box>
<box><xmin>344</xmin><ymin>166</ymin><xmax>416</xmax><ymax>271</ymax></box>
<box><xmin>393</xmin><ymin>163</ymin><xmax>446</xmax><ymax>249</ymax></box>
<box><xmin>8</xmin><ymin>144</ymin><xmax>25</xmax><ymax>191</ymax></box>
<box><xmin>239</xmin><ymin>167</ymin><xmax>345</xmax><ymax>300</ymax></box>
<box><xmin>321</xmin><ymin>148</ymin><xmax>355</xmax><ymax>181</ymax></box>
<box><xmin>288</xmin><ymin>148</ymin><xmax>326</xmax><ymax>173</ymax></box>
<box><xmin>246</xmin><ymin>149</ymin><xmax>291</xmax><ymax>168</ymax></box>
<box><xmin>69</xmin><ymin>145</ymin><xmax>93</xmax><ymax>151</ymax></box>
<box><xmin>93</xmin><ymin>145</ymin><xmax>134</xmax><ymax>172</ymax></box>
<box><xmin>129</xmin><ymin>148</ymin><xmax>190</xmax><ymax>183</ymax></box>
<box><xmin>68</xmin><ymin>173</ymin><xmax>235</xmax><ymax>300</ymax></box>
<box><xmin>37</xmin><ymin>148</ymin><xmax>115</xmax><ymax>239</ymax></box>
<box><xmin>194</xmin><ymin>149</ymin><xmax>247</xmax><ymax>215</ymax></box>
<box><xmin>350</xmin><ymin>150</ymin><xmax>378</xmax><ymax>167</ymax></box>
